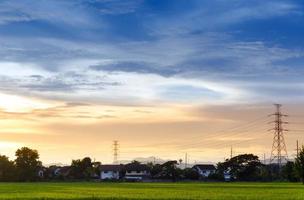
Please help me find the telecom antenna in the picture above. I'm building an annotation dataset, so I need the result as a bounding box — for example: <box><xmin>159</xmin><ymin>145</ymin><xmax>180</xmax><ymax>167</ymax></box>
<box><xmin>113</xmin><ymin>140</ymin><xmax>119</xmax><ymax>164</ymax></box>
<box><xmin>269</xmin><ymin>104</ymin><xmax>288</xmax><ymax>167</ymax></box>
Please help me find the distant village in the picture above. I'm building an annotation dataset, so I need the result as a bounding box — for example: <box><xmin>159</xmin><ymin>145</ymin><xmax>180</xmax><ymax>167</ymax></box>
<box><xmin>40</xmin><ymin>161</ymin><xmax>219</xmax><ymax>182</ymax></box>
<box><xmin>1</xmin><ymin>146</ymin><xmax>303</xmax><ymax>183</ymax></box>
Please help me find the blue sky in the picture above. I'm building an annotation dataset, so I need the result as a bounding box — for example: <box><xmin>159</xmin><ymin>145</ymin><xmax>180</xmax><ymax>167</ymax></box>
<box><xmin>0</xmin><ymin>0</ymin><xmax>304</xmax><ymax>163</ymax></box>
<box><xmin>0</xmin><ymin>0</ymin><xmax>303</xmax><ymax>105</ymax></box>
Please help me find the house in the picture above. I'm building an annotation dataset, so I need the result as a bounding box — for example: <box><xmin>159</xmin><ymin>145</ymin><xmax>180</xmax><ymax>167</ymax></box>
<box><xmin>99</xmin><ymin>164</ymin><xmax>124</xmax><ymax>180</ymax></box>
<box><xmin>224</xmin><ymin>170</ymin><xmax>231</xmax><ymax>181</ymax></box>
<box><xmin>192</xmin><ymin>164</ymin><xmax>216</xmax><ymax>178</ymax></box>
<box><xmin>50</xmin><ymin>166</ymin><xmax>71</xmax><ymax>179</ymax></box>
<box><xmin>124</xmin><ymin>163</ymin><xmax>150</xmax><ymax>181</ymax></box>
<box><xmin>37</xmin><ymin>167</ymin><xmax>47</xmax><ymax>178</ymax></box>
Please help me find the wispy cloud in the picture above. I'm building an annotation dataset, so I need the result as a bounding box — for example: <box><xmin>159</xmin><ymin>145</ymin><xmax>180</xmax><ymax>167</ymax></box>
<box><xmin>0</xmin><ymin>0</ymin><xmax>303</xmax><ymax>106</ymax></box>
<box><xmin>88</xmin><ymin>0</ymin><xmax>143</xmax><ymax>15</ymax></box>
<box><xmin>148</xmin><ymin>0</ymin><xmax>302</xmax><ymax>36</ymax></box>
<box><xmin>0</xmin><ymin>0</ymin><xmax>95</xmax><ymax>26</ymax></box>
<box><xmin>1</xmin><ymin>0</ymin><xmax>303</xmax><ymax>163</ymax></box>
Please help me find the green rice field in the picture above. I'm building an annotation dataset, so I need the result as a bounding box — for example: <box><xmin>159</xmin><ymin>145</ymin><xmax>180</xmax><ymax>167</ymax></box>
<box><xmin>0</xmin><ymin>182</ymin><xmax>303</xmax><ymax>200</ymax></box>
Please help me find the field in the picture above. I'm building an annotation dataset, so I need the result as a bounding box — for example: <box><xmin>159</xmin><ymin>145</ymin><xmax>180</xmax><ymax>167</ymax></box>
<box><xmin>0</xmin><ymin>182</ymin><xmax>303</xmax><ymax>200</ymax></box>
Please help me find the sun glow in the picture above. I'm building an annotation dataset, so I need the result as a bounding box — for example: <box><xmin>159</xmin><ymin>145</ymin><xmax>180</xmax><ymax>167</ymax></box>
<box><xmin>0</xmin><ymin>141</ymin><xmax>22</xmax><ymax>149</ymax></box>
<box><xmin>0</xmin><ymin>93</ymin><xmax>52</xmax><ymax>112</ymax></box>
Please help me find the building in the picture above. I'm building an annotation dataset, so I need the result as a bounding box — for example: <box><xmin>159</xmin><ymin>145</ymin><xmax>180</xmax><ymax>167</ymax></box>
<box><xmin>99</xmin><ymin>164</ymin><xmax>124</xmax><ymax>180</ymax></box>
<box><xmin>37</xmin><ymin>167</ymin><xmax>47</xmax><ymax>178</ymax></box>
<box><xmin>224</xmin><ymin>171</ymin><xmax>231</xmax><ymax>181</ymax></box>
<box><xmin>52</xmin><ymin>166</ymin><xmax>71</xmax><ymax>179</ymax></box>
<box><xmin>192</xmin><ymin>164</ymin><xmax>216</xmax><ymax>178</ymax></box>
<box><xmin>124</xmin><ymin>163</ymin><xmax>150</xmax><ymax>181</ymax></box>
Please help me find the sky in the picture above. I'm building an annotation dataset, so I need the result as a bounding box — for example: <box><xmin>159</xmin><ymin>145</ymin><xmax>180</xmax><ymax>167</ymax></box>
<box><xmin>0</xmin><ymin>0</ymin><xmax>304</xmax><ymax>165</ymax></box>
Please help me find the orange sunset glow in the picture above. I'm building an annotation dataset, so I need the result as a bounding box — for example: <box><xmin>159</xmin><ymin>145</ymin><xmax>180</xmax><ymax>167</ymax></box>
<box><xmin>0</xmin><ymin>0</ymin><xmax>304</xmax><ymax>167</ymax></box>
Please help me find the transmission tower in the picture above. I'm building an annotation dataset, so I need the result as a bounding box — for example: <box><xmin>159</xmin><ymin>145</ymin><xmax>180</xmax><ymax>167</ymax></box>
<box><xmin>269</xmin><ymin>104</ymin><xmax>288</xmax><ymax>167</ymax></box>
<box><xmin>113</xmin><ymin>140</ymin><xmax>119</xmax><ymax>164</ymax></box>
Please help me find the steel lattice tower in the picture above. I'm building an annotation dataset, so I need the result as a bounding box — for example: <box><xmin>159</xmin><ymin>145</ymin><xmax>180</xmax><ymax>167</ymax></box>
<box><xmin>113</xmin><ymin>140</ymin><xmax>119</xmax><ymax>164</ymax></box>
<box><xmin>269</xmin><ymin>104</ymin><xmax>288</xmax><ymax>167</ymax></box>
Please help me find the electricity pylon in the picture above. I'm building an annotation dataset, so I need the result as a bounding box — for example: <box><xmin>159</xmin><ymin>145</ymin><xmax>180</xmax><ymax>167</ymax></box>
<box><xmin>269</xmin><ymin>104</ymin><xmax>288</xmax><ymax>167</ymax></box>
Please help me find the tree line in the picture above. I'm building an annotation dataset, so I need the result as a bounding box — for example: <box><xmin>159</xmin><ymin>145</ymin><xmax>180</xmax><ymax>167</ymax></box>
<box><xmin>1</xmin><ymin>146</ymin><xmax>304</xmax><ymax>182</ymax></box>
<box><xmin>0</xmin><ymin>147</ymin><xmax>101</xmax><ymax>181</ymax></box>
<box><xmin>148</xmin><ymin>153</ymin><xmax>304</xmax><ymax>182</ymax></box>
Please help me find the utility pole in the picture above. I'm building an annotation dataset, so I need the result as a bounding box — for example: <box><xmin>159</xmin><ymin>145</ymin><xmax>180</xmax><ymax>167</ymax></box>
<box><xmin>269</xmin><ymin>104</ymin><xmax>288</xmax><ymax>168</ymax></box>
<box><xmin>113</xmin><ymin>140</ymin><xmax>119</xmax><ymax>164</ymax></box>
<box><xmin>184</xmin><ymin>153</ymin><xmax>188</xmax><ymax>169</ymax></box>
<box><xmin>263</xmin><ymin>153</ymin><xmax>266</xmax><ymax>165</ymax></box>
<box><xmin>296</xmin><ymin>140</ymin><xmax>299</xmax><ymax>158</ymax></box>
<box><xmin>230</xmin><ymin>146</ymin><xmax>233</xmax><ymax>159</ymax></box>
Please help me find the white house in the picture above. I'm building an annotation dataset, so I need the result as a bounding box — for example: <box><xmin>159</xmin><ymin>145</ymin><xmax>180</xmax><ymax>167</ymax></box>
<box><xmin>224</xmin><ymin>171</ymin><xmax>231</xmax><ymax>181</ymax></box>
<box><xmin>192</xmin><ymin>164</ymin><xmax>216</xmax><ymax>178</ymax></box>
<box><xmin>37</xmin><ymin>167</ymin><xmax>46</xmax><ymax>178</ymax></box>
<box><xmin>100</xmin><ymin>165</ymin><xmax>124</xmax><ymax>180</ymax></box>
<box><xmin>124</xmin><ymin>163</ymin><xmax>150</xmax><ymax>181</ymax></box>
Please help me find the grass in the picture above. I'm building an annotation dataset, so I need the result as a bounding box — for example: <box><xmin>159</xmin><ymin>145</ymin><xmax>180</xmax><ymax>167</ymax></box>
<box><xmin>0</xmin><ymin>182</ymin><xmax>303</xmax><ymax>200</ymax></box>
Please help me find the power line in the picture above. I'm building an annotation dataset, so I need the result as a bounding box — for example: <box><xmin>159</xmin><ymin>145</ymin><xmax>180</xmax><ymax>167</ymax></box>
<box><xmin>118</xmin><ymin>116</ymin><xmax>270</xmax><ymax>161</ymax></box>
<box><xmin>121</xmin><ymin>125</ymin><xmax>269</xmax><ymax>157</ymax></box>
<box><xmin>175</xmin><ymin>125</ymin><xmax>268</xmax><ymax>149</ymax></box>
<box><xmin>288</xmin><ymin>129</ymin><xmax>304</xmax><ymax>132</ymax></box>
<box><xmin>133</xmin><ymin>115</ymin><xmax>269</xmax><ymax>149</ymax></box>
<box><xmin>172</xmin><ymin>132</ymin><xmax>268</xmax><ymax>156</ymax></box>
<box><xmin>167</xmin><ymin>118</ymin><xmax>268</xmax><ymax>150</ymax></box>
<box><xmin>197</xmin><ymin>133</ymin><xmax>267</xmax><ymax>151</ymax></box>
<box><xmin>116</xmin><ymin>113</ymin><xmax>284</xmax><ymax>161</ymax></box>
<box><xmin>288</xmin><ymin>115</ymin><xmax>304</xmax><ymax>118</ymax></box>
<box><xmin>112</xmin><ymin>105</ymin><xmax>304</xmax><ymax>164</ymax></box>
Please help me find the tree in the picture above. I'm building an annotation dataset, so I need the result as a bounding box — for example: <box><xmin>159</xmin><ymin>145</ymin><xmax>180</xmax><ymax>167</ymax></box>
<box><xmin>258</xmin><ymin>165</ymin><xmax>273</xmax><ymax>182</ymax></box>
<box><xmin>0</xmin><ymin>155</ymin><xmax>16</xmax><ymax>181</ymax></box>
<box><xmin>70</xmin><ymin>157</ymin><xmax>94</xmax><ymax>179</ymax></box>
<box><xmin>130</xmin><ymin>160</ymin><xmax>141</xmax><ymax>165</ymax></box>
<box><xmin>147</xmin><ymin>162</ymin><xmax>162</xmax><ymax>178</ymax></box>
<box><xmin>92</xmin><ymin>161</ymin><xmax>101</xmax><ymax>178</ymax></box>
<box><xmin>282</xmin><ymin>161</ymin><xmax>297</xmax><ymax>182</ymax></box>
<box><xmin>15</xmin><ymin>147</ymin><xmax>41</xmax><ymax>181</ymax></box>
<box><xmin>295</xmin><ymin>146</ymin><xmax>304</xmax><ymax>184</ymax></box>
<box><xmin>183</xmin><ymin>168</ymin><xmax>199</xmax><ymax>180</ymax></box>
<box><xmin>70</xmin><ymin>159</ymin><xmax>83</xmax><ymax>179</ymax></box>
<box><xmin>82</xmin><ymin>157</ymin><xmax>94</xmax><ymax>179</ymax></box>
<box><xmin>159</xmin><ymin>161</ymin><xmax>181</xmax><ymax>181</ymax></box>
<box><xmin>216</xmin><ymin>154</ymin><xmax>262</xmax><ymax>181</ymax></box>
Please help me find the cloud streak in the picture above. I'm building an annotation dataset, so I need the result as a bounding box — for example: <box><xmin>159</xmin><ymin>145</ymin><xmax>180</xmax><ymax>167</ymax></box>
<box><xmin>0</xmin><ymin>1</ymin><xmax>304</xmax><ymax>163</ymax></box>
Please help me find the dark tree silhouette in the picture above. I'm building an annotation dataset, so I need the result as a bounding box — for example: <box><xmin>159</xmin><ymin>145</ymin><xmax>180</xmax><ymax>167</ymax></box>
<box><xmin>183</xmin><ymin>168</ymin><xmax>199</xmax><ymax>180</ymax></box>
<box><xmin>282</xmin><ymin>161</ymin><xmax>297</xmax><ymax>182</ymax></box>
<box><xmin>15</xmin><ymin>147</ymin><xmax>41</xmax><ymax>181</ymax></box>
<box><xmin>160</xmin><ymin>161</ymin><xmax>180</xmax><ymax>181</ymax></box>
<box><xmin>147</xmin><ymin>163</ymin><xmax>162</xmax><ymax>178</ymax></box>
<box><xmin>130</xmin><ymin>160</ymin><xmax>141</xmax><ymax>165</ymax></box>
<box><xmin>0</xmin><ymin>155</ymin><xmax>16</xmax><ymax>181</ymax></box>
<box><xmin>217</xmin><ymin>154</ymin><xmax>262</xmax><ymax>181</ymax></box>
<box><xmin>295</xmin><ymin>146</ymin><xmax>304</xmax><ymax>184</ymax></box>
<box><xmin>70</xmin><ymin>157</ymin><xmax>94</xmax><ymax>179</ymax></box>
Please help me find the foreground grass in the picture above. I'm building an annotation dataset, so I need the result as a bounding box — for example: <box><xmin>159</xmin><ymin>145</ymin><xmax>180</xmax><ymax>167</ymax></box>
<box><xmin>0</xmin><ymin>182</ymin><xmax>303</xmax><ymax>200</ymax></box>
